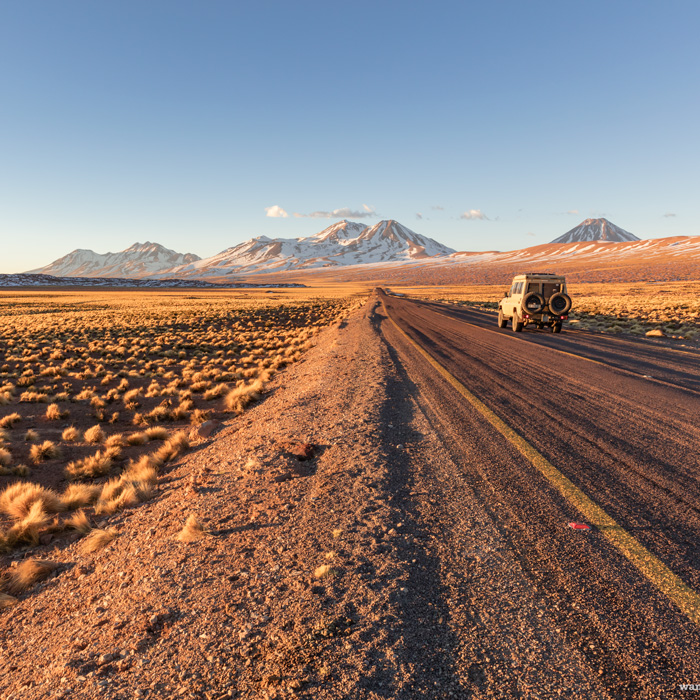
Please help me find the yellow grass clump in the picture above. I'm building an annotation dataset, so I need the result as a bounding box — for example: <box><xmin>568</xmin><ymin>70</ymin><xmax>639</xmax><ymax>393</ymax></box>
<box><xmin>6</xmin><ymin>501</ymin><xmax>50</xmax><ymax>545</ymax></box>
<box><xmin>45</xmin><ymin>403</ymin><xmax>68</xmax><ymax>420</ymax></box>
<box><xmin>61</xmin><ymin>425</ymin><xmax>81</xmax><ymax>442</ymax></box>
<box><xmin>126</xmin><ymin>431</ymin><xmax>149</xmax><ymax>445</ymax></box>
<box><xmin>65</xmin><ymin>509</ymin><xmax>92</xmax><ymax>534</ymax></box>
<box><xmin>0</xmin><ymin>413</ymin><xmax>21</xmax><ymax>429</ymax></box>
<box><xmin>177</xmin><ymin>514</ymin><xmax>211</xmax><ymax>542</ymax></box>
<box><xmin>65</xmin><ymin>448</ymin><xmax>116</xmax><ymax>480</ymax></box>
<box><xmin>29</xmin><ymin>440</ymin><xmax>60</xmax><ymax>463</ymax></box>
<box><xmin>84</xmin><ymin>424</ymin><xmax>106</xmax><ymax>444</ymax></box>
<box><xmin>223</xmin><ymin>371</ymin><xmax>271</xmax><ymax>414</ymax></box>
<box><xmin>0</xmin><ymin>481</ymin><xmax>63</xmax><ymax>519</ymax></box>
<box><xmin>5</xmin><ymin>559</ymin><xmax>59</xmax><ymax>595</ymax></box>
<box><xmin>60</xmin><ymin>483</ymin><xmax>101</xmax><ymax>510</ymax></box>
<box><xmin>81</xmin><ymin>527</ymin><xmax>119</xmax><ymax>553</ymax></box>
<box><xmin>145</xmin><ymin>426</ymin><xmax>169</xmax><ymax>441</ymax></box>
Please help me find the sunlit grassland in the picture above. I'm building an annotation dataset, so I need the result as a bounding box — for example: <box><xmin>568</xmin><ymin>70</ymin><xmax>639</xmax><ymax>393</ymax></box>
<box><xmin>391</xmin><ymin>281</ymin><xmax>700</xmax><ymax>340</ymax></box>
<box><xmin>0</xmin><ymin>286</ymin><xmax>365</xmax><ymax>562</ymax></box>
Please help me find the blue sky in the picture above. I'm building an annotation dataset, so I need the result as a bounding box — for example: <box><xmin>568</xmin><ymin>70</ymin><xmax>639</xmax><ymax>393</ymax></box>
<box><xmin>1</xmin><ymin>1</ymin><xmax>698</xmax><ymax>272</ymax></box>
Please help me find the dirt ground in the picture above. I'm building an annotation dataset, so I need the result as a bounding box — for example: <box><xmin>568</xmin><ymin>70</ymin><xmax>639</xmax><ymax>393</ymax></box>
<box><xmin>0</xmin><ymin>292</ymin><xmax>480</xmax><ymax>699</ymax></box>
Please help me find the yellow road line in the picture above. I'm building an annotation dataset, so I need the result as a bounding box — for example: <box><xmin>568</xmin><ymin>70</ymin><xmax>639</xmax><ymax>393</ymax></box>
<box><xmin>384</xmin><ymin>305</ymin><xmax>700</xmax><ymax>626</ymax></box>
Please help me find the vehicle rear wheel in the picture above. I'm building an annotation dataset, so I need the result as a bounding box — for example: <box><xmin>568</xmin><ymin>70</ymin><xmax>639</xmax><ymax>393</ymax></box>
<box><xmin>512</xmin><ymin>312</ymin><xmax>523</xmax><ymax>332</ymax></box>
<box><xmin>523</xmin><ymin>292</ymin><xmax>545</xmax><ymax>315</ymax></box>
<box><xmin>549</xmin><ymin>293</ymin><xmax>572</xmax><ymax>315</ymax></box>
<box><xmin>553</xmin><ymin>322</ymin><xmax>562</xmax><ymax>333</ymax></box>
<box><xmin>497</xmin><ymin>309</ymin><xmax>508</xmax><ymax>328</ymax></box>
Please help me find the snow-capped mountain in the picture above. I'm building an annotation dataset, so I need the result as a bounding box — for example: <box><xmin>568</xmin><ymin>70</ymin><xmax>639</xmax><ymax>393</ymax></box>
<box><xmin>27</xmin><ymin>242</ymin><xmax>201</xmax><ymax>278</ymax></box>
<box><xmin>166</xmin><ymin>220</ymin><xmax>455</xmax><ymax>277</ymax></box>
<box><xmin>551</xmin><ymin>218</ymin><xmax>639</xmax><ymax>244</ymax></box>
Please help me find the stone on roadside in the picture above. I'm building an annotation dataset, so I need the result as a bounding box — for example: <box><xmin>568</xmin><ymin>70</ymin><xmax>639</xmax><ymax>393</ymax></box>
<box><xmin>281</xmin><ymin>442</ymin><xmax>315</xmax><ymax>461</ymax></box>
<box><xmin>196</xmin><ymin>420</ymin><xmax>221</xmax><ymax>438</ymax></box>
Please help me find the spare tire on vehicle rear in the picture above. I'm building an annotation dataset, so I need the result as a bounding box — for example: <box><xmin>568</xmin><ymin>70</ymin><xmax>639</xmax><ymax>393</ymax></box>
<box><xmin>523</xmin><ymin>292</ymin><xmax>545</xmax><ymax>314</ymax></box>
<box><xmin>548</xmin><ymin>293</ymin><xmax>572</xmax><ymax>315</ymax></box>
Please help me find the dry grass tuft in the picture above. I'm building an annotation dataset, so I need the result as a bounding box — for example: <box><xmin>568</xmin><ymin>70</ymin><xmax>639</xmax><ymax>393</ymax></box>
<box><xmin>61</xmin><ymin>426</ymin><xmax>81</xmax><ymax>442</ymax></box>
<box><xmin>81</xmin><ymin>527</ymin><xmax>119</xmax><ymax>553</ymax></box>
<box><xmin>0</xmin><ymin>481</ymin><xmax>63</xmax><ymax>519</ymax></box>
<box><xmin>0</xmin><ymin>448</ymin><xmax>11</xmax><ymax>467</ymax></box>
<box><xmin>0</xmin><ymin>413</ymin><xmax>21</xmax><ymax>429</ymax></box>
<box><xmin>5</xmin><ymin>559</ymin><xmax>59</xmax><ymax>595</ymax></box>
<box><xmin>60</xmin><ymin>483</ymin><xmax>101</xmax><ymax>510</ymax></box>
<box><xmin>24</xmin><ymin>429</ymin><xmax>39</xmax><ymax>443</ymax></box>
<box><xmin>6</xmin><ymin>501</ymin><xmax>50</xmax><ymax>545</ymax></box>
<box><xmin>45</xmin><ymin>404</ymin><xmax>69</xmax><ymax>420</ymax></box>
<box><xmin>65</xmin><ymin>509</ymin><xmax>92</xmax><ymax>534</ymax></box>
<box><xmin>29</xmin><ymin>440</ymin><xmax>60</xmax><ymax>463</ymax></box>
<box><xmin>65</xmin><ymin>449</ymin><xmax>114</xmax><ymax>480</ymax></box>
<box><xmin>145</xmin><ymin>426</ymin><xmax>169</xmax><ymax>441</ymax></box>
<box><xmin>176</xmin><ymin>514</ymin><xmax>211</xmax><ymax>542</ymax></box>
<box><xmin>223</xmin><ymin>372</ymin><xmax>271</xmax><ymax>414</ymax></box>
<box><xmin>122</xmin><ymin>456</ymin><xmax>159</xmax><ymax>485</ymax></box>
<box><xmin>104</xmin><ymin>433</ymin><xmax>126</xmax><ymax>448</ymax></box>
<box><xmin>95</xmin><ymin>482</ymin><xmax>139</xmax><ymax>515</ymax></box>
<box><xmin>126</xmin><ymin>431</ymin><xmax>149</xmax><ymax>446</ymax></box>
<box><xmin>152</xmin><ymin>431</ymin><xmax>189</xmax><ymax>464</ymax></box>
<box><xmin>84</xmin><ymin>424</ymin><xmax>106</xmax><ymax>444</ymax></box>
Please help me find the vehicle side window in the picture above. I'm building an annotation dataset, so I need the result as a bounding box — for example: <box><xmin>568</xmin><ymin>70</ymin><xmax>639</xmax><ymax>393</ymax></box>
<box><xmin>510</xmin><ymin>283</ymin><xmax>518</xmax><ymax>295</ymax></box>
<box><xmin>516</xmin><ymin>282</ymin><xmax>524</xmax><ymax>294</ymax></box>
<box><xmin>527</xmin><ymin>282</ymin><xmax>539</xmax><ymax>293</ymax></box>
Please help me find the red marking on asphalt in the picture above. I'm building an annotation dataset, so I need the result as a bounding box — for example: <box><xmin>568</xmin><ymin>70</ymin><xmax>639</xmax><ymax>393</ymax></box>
<box><xmin>569</xmin><ymin>522</ymin><xmax>592</xmax><ymax>530</ymax></box>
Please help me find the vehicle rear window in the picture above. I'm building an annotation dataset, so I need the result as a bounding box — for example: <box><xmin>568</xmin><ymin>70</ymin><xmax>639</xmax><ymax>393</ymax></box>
<box><xmin>527</xmin><ymin>282</ymin><xmax>540</xmax><ymax>293</ymax></box>
<box><xmin>543</xmin><ymin>282</ymin><xmax>561</xmax><ymax>298</ymax></box>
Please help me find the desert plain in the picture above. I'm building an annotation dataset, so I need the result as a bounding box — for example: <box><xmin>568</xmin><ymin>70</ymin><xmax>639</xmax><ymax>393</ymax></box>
<box><xmin>0</xmin><ymin>280</ymin><xmax>699</xmax><ymax>699</ymax></box>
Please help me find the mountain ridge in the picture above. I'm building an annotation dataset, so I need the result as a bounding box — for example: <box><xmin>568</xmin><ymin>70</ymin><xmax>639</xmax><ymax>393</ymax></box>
<box><xmin>27</xmin><ymin>242</ymin><xmax>201</xmax><ymax>278</ymax></box>
<box><xmin>551</xmin><ymin>218</ymin><xmax>639</xmax><ymax>244</ymax></box>
<box><xmin>28</xmin><ymin>220</ymin><xmax>455</xmax><ymax>279</ymax></box>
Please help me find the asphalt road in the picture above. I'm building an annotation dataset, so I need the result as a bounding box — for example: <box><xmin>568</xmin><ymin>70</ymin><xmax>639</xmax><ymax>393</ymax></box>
<box><xmin>376</xmin><ymin>289</ymin><xmax>700</xmax><ymax>698</ymax></box>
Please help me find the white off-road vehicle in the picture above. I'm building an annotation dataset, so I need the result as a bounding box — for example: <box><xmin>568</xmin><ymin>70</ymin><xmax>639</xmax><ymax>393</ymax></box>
<box><xmin>498</xmin><ymin>273</ymin><xmax>572</xmax><ymax>333</ymax></box>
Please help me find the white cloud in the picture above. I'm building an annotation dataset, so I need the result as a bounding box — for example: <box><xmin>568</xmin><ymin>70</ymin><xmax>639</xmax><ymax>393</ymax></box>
<box><xmin>265</xmin><ymin>205</ymin><xmax>289</xmax><ymax>218</ymax></box>
<box><xmin>567</xmin><ymin>209</ymin><xmax>579</xmax><ymax>215</ymax></box>
<box><xmin>431</xmin><ymin>205</ymin><xmax>444</xmax><ymax>211</ymax></box>
<box><xmin>293</xmin><ymin>204</ymin><xmax>377</xmax><ymax>219</ymax></box>
<box><xmin>416</xmin><ymin>212</ymin><xmax>423</xmax><ymax>220</ymax></box>
<box><xmin>663</xmin><ymin>212</ymin><xmax>676</xmax><ymax>218</ymax></box>
<box><xmin>527</xmin><ymin>231</ymin><xmax>536</xmax><ymax>237</ymax></box>
<box><xmin>460</xmin><ymin>209</ymin><xmax>488</xmax><ymax>220</ymax></box>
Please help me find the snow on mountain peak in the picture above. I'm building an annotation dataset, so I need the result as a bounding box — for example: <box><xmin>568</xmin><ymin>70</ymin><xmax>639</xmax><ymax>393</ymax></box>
<box><xmin>551</xmin><ymin>218</ymin><xmax>640</xmax><ymax>244</ymax></box>
<box><xmin>25</xmin><ymin>219</ymin><xmax>456</xmax><ymax>279</ymax></box>
<box><xmin>27</xmin><ymin>242</ymin><xmax>201</xmax><ymax>278</ymax></box>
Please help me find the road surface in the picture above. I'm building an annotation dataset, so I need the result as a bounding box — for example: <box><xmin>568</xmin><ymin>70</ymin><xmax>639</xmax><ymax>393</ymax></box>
<box><xmin>377</xmin><ymin>289</ymin><xmax>700</xmax><ymax>698</ymax></box>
